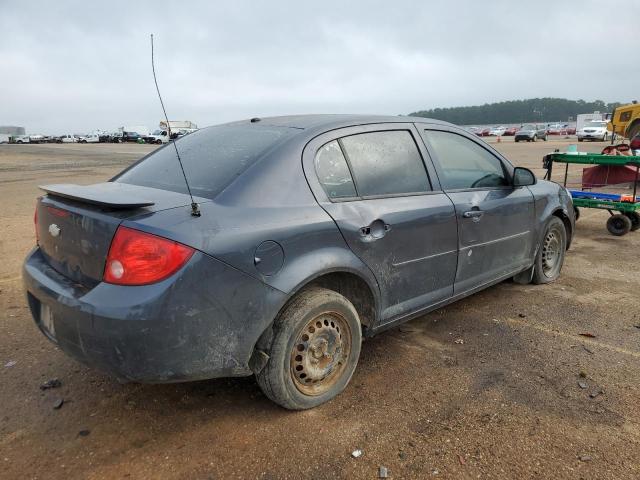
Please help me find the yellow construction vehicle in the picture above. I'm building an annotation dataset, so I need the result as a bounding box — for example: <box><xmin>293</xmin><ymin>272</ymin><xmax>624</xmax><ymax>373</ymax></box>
<box><xmin>609</xmin><ymin>101</ymin><xmax>640</xmax><ymax>139</ymax></box>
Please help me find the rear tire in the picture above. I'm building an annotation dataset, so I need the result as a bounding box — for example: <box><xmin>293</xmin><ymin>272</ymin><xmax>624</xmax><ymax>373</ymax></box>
<box><xmin>623</xmin><ymin>212</ymin><xmax>640</xmax><ymax>232</ymax></box>
<box><xmin>532</xmin><ymin>217</ymin><xmax>567</xmax><ymax>284</ymax></box>
<box><xmin>606</xmin><ymin>214</ymin><xmax>632</xmax><ymax>236</ymax></box>
<box><xmin>255</xmin><ymin>287</ymin><xmax>362</xmax><ymax>410</ymax></box>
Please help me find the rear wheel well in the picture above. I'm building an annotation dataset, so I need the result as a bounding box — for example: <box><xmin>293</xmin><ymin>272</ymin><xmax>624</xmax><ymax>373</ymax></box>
<box><xmin>553</xmin><ymin>210</ymin><xmax>572</xmax><ymax>249</ymax></box>
<box><xmin>305</xmin><ymin>272</ymin><xmax>376</xmax><ymax>330</ymax></box>
<box><xmin>249</xmin><ymin>271</ymin><xmax>377</xmax><ymax>374</ymax></box>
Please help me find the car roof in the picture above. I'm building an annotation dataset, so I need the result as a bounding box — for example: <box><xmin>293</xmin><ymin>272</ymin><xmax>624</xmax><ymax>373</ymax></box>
<box><xmin>225</xmin><ymin>114</ymin><xmax>453</xmax><ymax>131</ymax></box>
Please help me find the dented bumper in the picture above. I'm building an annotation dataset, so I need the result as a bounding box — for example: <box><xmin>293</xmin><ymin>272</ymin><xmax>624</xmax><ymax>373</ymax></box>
<box><xmin>23</xmin><ymin>247</ymin><xmax>287</xmax><ymax>383</ymax></box>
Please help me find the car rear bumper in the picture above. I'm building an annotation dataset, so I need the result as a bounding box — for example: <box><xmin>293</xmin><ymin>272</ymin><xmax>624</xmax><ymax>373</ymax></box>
<box><xmin>23</xmin><ymin>247</ymin><xmax>287</xmax><ymax>383</ymax></box>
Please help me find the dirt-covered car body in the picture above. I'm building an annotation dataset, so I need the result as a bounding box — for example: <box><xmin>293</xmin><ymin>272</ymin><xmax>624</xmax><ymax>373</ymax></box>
<box><xmin>23</xmin><ymin>115</ymin><xmax>574</xmax><ymax>383</ymax></box>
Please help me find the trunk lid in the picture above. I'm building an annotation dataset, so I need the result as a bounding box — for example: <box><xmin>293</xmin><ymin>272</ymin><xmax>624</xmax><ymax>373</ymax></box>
<box><xmin>36</xmin><ymin>182</ymin><xmax>202</xmax><ymax>287</ymax></box>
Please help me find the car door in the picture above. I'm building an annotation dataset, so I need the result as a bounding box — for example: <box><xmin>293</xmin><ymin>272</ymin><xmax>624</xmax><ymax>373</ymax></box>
<box><xmin>419</xmin><ymin>127</ymin><xmax>535</xmax><ymax>295</ymax></box>
<box><xmin>303</xmin><ymin>124</ymin><xmax>458</xmax><ymax>324</ymax></box>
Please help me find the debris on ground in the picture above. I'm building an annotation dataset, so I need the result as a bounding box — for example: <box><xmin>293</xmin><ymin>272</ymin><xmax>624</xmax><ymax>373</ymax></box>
<box><xmin>454</xmin><ymin>338</ymin><xmax>464</xmax><ymax>345</ymax></box>
<box><xmin>578</xmin><ymin>454</ymin><xmax>592</xmax><ymax>462</ymax></box>
<box><xmin>78</xmin><ymin>429</ymin><xmax>91</xmax><ymax>437</ymax></box>
<box><xmin>518</xmin><ymin>313</ymin><xmax>526</xmax><ymax>318</ymax></box>
<box><xmin>351</xmin><ymin>449</ymin><xmax>362</xmax><ymax>458</ymax></box>
<box><xmin>4</xmin><ymin>360</ymin><xmax>17</xmax><ymax>368</ymax></box>
<box><xmin>432</xmin><ymin>468</ymin><xmax>440</xmax><ymax>475</ymax></box>
<box><xmin>578</xmin><ymin>332</ymin><xmax>596</xmax><ymax>338</ymax></box>
<box><xmin>52</xmin><ymin>398</ymin><xmax>64</xmax><ymax>410</ymax></box>
<box><xmin>458</xmin><ymin>454</ymin><xmax>466</xmax><ymax>465</ymax></box>
<box><xmin>40</xmin><ymin>378</ymin><xmax>62</xmax><ymax>390</ymax></box>
<box><xmin>633</xmin><ymin>325</ymin><xmax>640</xmax><ymax>330</ymax></box>
<box><xmin>378</xmin><ymin>466</ymin><xmax>389</xmax><ymax>478</ymax></box>
<box><xmin>579</xmin><ymin>371</ymin><xmax>587</xmax><ymax>378</ymax></box>
<box><xmin>589</xmin><ymin>389</ymin><xmax>604</xmax><ymax>399</ymax></box>
<box><xmin>578</xmin><ymin>381</ymin><xmax>588</xmax><ymax>389</ymax></box>
<box><xmin>581</xmin><ymin>345</ymin><xmax>594</xmax><ymax>355</ymax></box>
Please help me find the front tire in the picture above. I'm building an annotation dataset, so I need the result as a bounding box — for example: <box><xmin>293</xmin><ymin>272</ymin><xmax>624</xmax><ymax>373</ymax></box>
<box><xmin>532</xmin><ymin>217</ymin><xmax>567</xmax><ymax>284</ymax></box>
<box><xmin>256</xmin><ymin>287</ymin><xmax>362</xmax><ymax>410</ymax></box>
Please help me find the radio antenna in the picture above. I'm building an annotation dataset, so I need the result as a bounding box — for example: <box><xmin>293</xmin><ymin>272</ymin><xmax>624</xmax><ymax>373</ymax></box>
<box><xmin>150</xmin><ymin>34</ymin><xmax>200</xmax><ymax>217</ymax></box>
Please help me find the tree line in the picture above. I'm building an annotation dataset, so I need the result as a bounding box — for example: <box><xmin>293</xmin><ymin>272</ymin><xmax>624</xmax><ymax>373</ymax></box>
<box><xmin>409</xmin><ymin>98</ymin><xmax>622</xmax><ymax>125</ymax></box>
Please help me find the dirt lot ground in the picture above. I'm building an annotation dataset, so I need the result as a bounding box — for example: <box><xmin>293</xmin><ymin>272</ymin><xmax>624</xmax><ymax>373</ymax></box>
<box><xmin>1</xmin><ymin>138</ymin><xmax>639</xmax><ymax>479</ymax></box>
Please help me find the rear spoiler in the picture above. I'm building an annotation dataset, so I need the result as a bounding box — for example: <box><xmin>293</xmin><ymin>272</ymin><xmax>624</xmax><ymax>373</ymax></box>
<box><xmin>39</xmin><ymin>183</ymin><xmax>155</xmax><ymax>209</ymax></box>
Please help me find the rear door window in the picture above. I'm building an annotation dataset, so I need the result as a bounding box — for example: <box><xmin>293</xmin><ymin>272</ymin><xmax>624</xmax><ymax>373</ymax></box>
<box><xmin>422</xmin><ymin>130</ymin><xmax>508</xmax><ymax>190</ymax></box>
<box><xmin>115</xmin><ymin>124</ymin><xmax>295</xmax><ymax>199</ymax></box>
<box><xmin>339</xmin><ymin>130</ymin><xmax>431</xmax><ymax>197</ymax></box>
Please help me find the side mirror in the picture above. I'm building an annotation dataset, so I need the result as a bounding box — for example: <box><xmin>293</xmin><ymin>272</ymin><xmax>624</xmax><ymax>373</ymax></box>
<box><xmin>513</xmin><ymin>167</ymin><xmax>536</xmax><ymax>187</ymax></box>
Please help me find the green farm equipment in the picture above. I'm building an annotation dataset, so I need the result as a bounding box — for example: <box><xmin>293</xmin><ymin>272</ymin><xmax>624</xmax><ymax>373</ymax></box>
<box><xmin>543</xmin><ymin>152</ymin><xmax>640</xmax><ymax>236</ymax></box>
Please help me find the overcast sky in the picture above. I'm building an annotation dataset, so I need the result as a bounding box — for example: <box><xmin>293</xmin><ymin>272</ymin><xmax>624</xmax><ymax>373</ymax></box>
<box><xmin>2</xmin><ymin>1</ymin><xmax>638</xmax><ymax>134</ymax></box>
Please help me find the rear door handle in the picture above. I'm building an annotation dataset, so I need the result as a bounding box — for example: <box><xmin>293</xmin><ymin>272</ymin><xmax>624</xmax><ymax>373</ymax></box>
<box><xmin>463</xmin><ymin>210</ymin><xmax>484</xmax><ymax>219</ymax></box>
<box><xmin>359</xmin><ymin>219</ymin><xmax>390</xmax><ymax>240</ymax></box>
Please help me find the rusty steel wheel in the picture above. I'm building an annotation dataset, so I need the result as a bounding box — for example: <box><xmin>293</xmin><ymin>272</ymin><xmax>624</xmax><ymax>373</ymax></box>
<box><xmin>256</xmin><ymin>287</ymin><xmax>362</xmax><ymax>410</ymax></box>
<box><xmin>290</xmin><ymin>311</ymin><xmax>352</xmax><ymax>396</ymax></box>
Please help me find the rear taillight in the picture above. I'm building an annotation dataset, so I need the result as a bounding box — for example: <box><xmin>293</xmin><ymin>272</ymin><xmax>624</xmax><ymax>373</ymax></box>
<box><xmin>103</xmin><ymin>226</ymin><xmax>195</xmax><ymax>285</ymax></box>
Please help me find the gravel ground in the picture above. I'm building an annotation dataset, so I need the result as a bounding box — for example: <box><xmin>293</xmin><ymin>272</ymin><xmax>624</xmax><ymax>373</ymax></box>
<box><xmin>1</xmin><ymin>138</ymin><xmax>639</xmax><ymax>479</ymax></box>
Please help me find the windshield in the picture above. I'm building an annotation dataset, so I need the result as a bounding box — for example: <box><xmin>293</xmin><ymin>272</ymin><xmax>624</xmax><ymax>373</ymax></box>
<box><xmin>521</xmin><ymin>125</ymin><xmax>536</xmax><ymax>130</ymax></box>
<box><xmin>115</xmin><ymin>124</ymin><xmax>295</xmax><ymax>199</ymax></box>
<box><xmin>585</xmin><ymin>122</ymin><xmax>606</xmax><ymax>128</ymax></box>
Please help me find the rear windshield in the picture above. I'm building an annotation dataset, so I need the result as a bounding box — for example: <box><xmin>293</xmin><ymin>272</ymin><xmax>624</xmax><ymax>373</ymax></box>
<box><xmin>115</xmin><ymin>124</ymin><xmax>295</xmax><ymax>199</ymax></box>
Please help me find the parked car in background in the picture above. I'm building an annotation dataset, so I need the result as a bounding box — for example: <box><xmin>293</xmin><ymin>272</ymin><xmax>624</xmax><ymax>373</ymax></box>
<box><xmin>577</xmin><ymin>121</ymin><xmax>609</xmax><ymax>142</ymax></box>
<box><xmin>503</xmin><ymin>126</ymin><xmax>518</xmax><ymax>136</ymax></box>
<box><xmin>566</xmin><ymin>126</ymin><xmax>576</xmax><ymax>135</ymax></box>
<box><xmin>60</xmin><ymin>135</ymin><xmax>78</xmax><ymax>143</ymax></box>
<box><xmin>78</xmin><ymin>134</ymin><xmax>100</xmax><ymax>143</ymax></box>
<box><xmin>29</xmin><ymin>135</ymin><xmax>45</xmax><ymax>144</ymax></box>
<box><xmin>515</xmin><ymin>124</ymin><xmax>547</xmax><ymax>142</ymax></box>
<box><xmin>13</xmin><ymin>135</ymin><xmax>31</xmax><ymax>144</ymax></box>
<box><xmin>122</xmin><ymin>131</ymin><xmax>142</xmax><ymax>143</ymax></box>
<box><xmin>144</xmin><ymin>130</ymin><xmax>169</xmax><ymax>144</ymax></box>
<box><xmin>547</xmin><ymin>124</ymin><xmax>569</xmax><ymax>136</ymax></box>
<box><xmin>489</xmin><ymin>126</ymin><xmax>507</xmax><ymax>136</ymax></box>
<box><xmin>480</xmin><ymin>127</ymin><xmax>491</xmax><ymax>136</ymax></box>
<box><xmin>24</xmin><ymin>115</ymin><xmax>574</xmax><ymax>410</ymax></box>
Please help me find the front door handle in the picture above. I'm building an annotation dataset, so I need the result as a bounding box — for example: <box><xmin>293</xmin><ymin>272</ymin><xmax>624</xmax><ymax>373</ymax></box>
<box><xmin>463</xmin><ymin>209</ymin><xmax>484</xmax><ymax>219</ymax></box>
